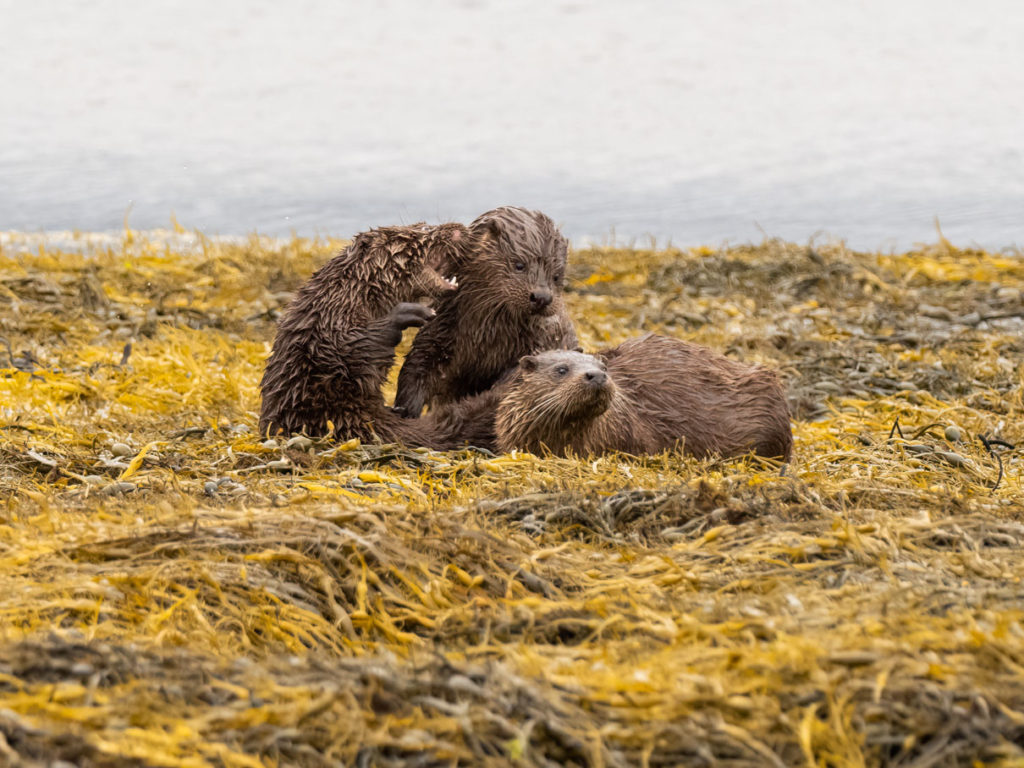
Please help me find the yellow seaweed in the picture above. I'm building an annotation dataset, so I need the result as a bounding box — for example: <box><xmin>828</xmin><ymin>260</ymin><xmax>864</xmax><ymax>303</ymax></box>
<box><xmin>0</xmin><ymin>232</ymin><xmax>1023</xmax><ymax>765</ymax></box>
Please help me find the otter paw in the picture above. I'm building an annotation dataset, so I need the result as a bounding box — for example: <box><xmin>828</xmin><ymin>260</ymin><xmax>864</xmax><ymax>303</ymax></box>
<box><xmin>388</xmin><ymin>302</ymin><xmax>436</xmax><ymax>331</ymax></box>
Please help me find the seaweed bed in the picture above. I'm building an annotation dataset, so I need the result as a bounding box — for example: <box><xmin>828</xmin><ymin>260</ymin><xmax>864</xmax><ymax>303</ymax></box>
<box><xmin>1</xmin><ymin>229</ymin><xmax>1023</xmax><ymax>767</ymax></box>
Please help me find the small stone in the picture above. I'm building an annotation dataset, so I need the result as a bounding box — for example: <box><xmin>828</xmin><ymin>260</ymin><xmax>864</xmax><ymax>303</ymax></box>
<box><xmin>110</xmin><ymin>442</ymin><xmax>133</xmax><ymax>457</ymax></box>
<box><xmin>944</xmin><ymin>425</ymin><xmax>962</xmax><ymax>443</ymax></box>
<box><xmin>995</xmin><ymin>286</ymin><xmax>1022</xmax><ymax>302</ymax></box>
<box><xmin>284</xmin><ymin>435</ymin><xmax>313</xmax><ymax>451</ymax></box>
<box><xmin>261</xmin><ymin>438</ymin><xmax>279</xmax><ymax>450</ymax></box>
<box><xmin>204</xmin><ymin>481</ymin><xmax>219</xmax><ymax>495</ymax></box>
<box><xmin>101</xmin><ymin>481</ymin><xmax>137</xmax><ymax>495</ymax></box>
<box><xmin>83</xmin><ymin>475</ymin><xmax>104</xmax><ymax>485</ymax></box>
<box><xmin>919</xmin><ymin>304</ymin><xmax>953</xmax><ymax>321</ymax></box>
<box><xmin>936</xmin><ymin>450</ymin><xmax>969</xmax><ymax>468</ymax></box>
<box><xmin>904</xmin><ymin>443</ymin><xmax>932</xmax><ymax>454</ymax></box>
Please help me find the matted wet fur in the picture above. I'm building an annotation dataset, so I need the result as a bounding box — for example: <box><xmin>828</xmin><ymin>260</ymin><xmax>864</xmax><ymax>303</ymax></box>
<box><xmin>258</xmin><ymin>222</ymin><xmax>497</xmax><ymax>447</ymax></box>
<box><xmin>495</xmin><ymin>333</ymin><xmax>793</xmax><ymax>459</ymax></box>
<box><xmin>393</xmin><ymin>206</ymin><xmax>578</xmax><ymax>417</ymax></box>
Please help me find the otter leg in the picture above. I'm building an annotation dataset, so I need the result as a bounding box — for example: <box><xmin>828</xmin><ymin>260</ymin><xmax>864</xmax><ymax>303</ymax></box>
<box><xmin>368</xmin><ymin>302</ymin><xmax>435</xmax><ymax>349</ymax></box>
<box><xmin>393</xmin><ymin>344</ymin><xmax>433</xmax><ymax>417</ymax></box>
<box><xmin>394</xmin><ymin>309</ymin><xmax>453</xmax><ymax>418</ymax></box>
<box><xmin>311</xmin><ymin>303</ymin><xmax>436</xmax><ymax>405</ymax></box>
<box><xmin>360</xmin><ymin>302</ymin><xmax>435</xmax><ymax>388</ymax></box>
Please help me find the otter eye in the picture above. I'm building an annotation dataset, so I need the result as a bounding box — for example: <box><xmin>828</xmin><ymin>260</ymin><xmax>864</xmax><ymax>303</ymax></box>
<box><xmin>556</xmin><ymin>365</ymin><xmax>569</xmax><ymax>376</ymax></box>
<box><xmin>514</xmin><ymin>261</ymin><xmax>526</xmax><ymax>272</ymax></box>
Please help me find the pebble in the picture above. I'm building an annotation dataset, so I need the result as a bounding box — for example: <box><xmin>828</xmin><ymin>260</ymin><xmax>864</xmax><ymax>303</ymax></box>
<box><xmin>101</xmin><ymin>481</ymin><xmax>137</xmax><ymax>495</ymax></box>
<box><xmin>944</xmin><ymin>425</ymin><xmax>962</xmax><ymax>442</ymax></box>
<box><xmin>919</xmin><ymin>304</ymin><xmax>953</xmax><ymax>321</ymax></box>
<box><xmin>285</xmin><ymin>435</ymin><xmax>313</xmax><ymax>451</ymax></box>
<box><xmin>936</xmin><ymin>450</ymin><xmax>969</xmax><ymax>468</ymax></box>
<box><xmin>995</xmin><ymin>286</ymin><xmax>1022</xmax><ymax>302</ymax></box>
<box><xmin>110</xmin><ymin>442</ymin><xmax>133</xmax><ymax>457</ymax></box>
<box><xmin>261</xmin><ymin>438</ymin><xmax>279</xmax><ymax>450</ymax></box>
<box><xmin>204</xmin><ymin>480</ymin><xmax>219</xmax><ymax>495</ymax></box>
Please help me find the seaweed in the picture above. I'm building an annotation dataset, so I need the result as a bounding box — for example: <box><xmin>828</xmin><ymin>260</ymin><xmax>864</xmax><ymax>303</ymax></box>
<box><xmin>1</xmin><ymin>230</ymin><xmax>1022</xmax><ymax>766</ymax></box>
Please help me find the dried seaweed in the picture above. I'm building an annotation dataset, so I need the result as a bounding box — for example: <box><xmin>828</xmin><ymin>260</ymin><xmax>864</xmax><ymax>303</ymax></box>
<box><xmin>1</xmin><ymin>230</ymin><xmax>1023</xmax><ymax>766</ymax></box>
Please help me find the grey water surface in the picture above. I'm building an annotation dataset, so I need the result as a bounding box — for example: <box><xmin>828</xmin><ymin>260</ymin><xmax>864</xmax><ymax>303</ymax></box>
<box><xmin>2</xmin><ymin>0</ymin><xmax>1023</xmax><ymax>250</ymax></box>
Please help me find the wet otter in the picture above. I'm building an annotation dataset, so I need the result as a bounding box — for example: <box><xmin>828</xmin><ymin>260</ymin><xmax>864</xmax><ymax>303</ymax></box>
<box><xmin>258</xmin><ymin>222</ymin><xmax>497</xmax><ymax>447</ymax></box>
<box><xmin>393</xmin><ymin>206</ymin><xmax>578</xmax><ymax>417</ymax></box>
<box><xmin>495</xmin><ymin>334</ymin><xmax>793</xmax><ymax>459</ymax></box>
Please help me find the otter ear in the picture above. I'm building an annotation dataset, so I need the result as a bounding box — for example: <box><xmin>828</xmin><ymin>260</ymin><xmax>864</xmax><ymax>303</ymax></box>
<box><xmin>485</xmin><ymin>219</ymin><xmax>502</xmax><ymax>240</ymax></box>
<box><xmin>519</xmin><ymin>355</ymin><xmax>538</xmax><ymax>372</ymax></box>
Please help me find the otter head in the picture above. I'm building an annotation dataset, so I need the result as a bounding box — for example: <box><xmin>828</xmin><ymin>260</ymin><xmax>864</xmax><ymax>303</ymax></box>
<box><xmin>463</xmin><ymin>206</ymin><xmax>568</xmax><ymax>319</ymax></box>
<box><xmin>516</xmin><ymin>349</ymin><xmax>615</xmax><ymax>430</ymax></box>
<box><xmin>408</xmin><ymin>222</ymin><xmax>473</xmax><ymax>300</ymax></box>
<box><xmin>350</xmin><ymin>222</ymin><xmax>467</xmax><ymax>305</ymax></box>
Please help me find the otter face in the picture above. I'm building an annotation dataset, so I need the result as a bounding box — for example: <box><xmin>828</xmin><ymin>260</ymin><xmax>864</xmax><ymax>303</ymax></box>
<box><xmin>353</xmin><ymin>222</ymin><xmax>465</xmax><ymax>303</ymax></box>
<box><xmin>518</xmin><ymin>350</ymin><xmax>614</xmax><ymax>426</ymax></box>
<box><xmin>412</xmin><ymin>222</ymin><xmax>471</xmax><ymax>299</ymax></box>
<box><xmin>465</xmin><ymin>207</ymin><xmax>568</xmax><ymax>319</ymax></box>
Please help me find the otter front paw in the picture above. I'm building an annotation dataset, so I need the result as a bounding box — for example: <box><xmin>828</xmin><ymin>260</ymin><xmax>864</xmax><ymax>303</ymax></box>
<box><xmin>373</xmin><ymin>302</ymin><xmax>436</xmax><ymax>348</ymax></box>
<box><xmin>388</xmin><ymin>302</ymin><xmax>436</xmax><ymax>331</ymax></box>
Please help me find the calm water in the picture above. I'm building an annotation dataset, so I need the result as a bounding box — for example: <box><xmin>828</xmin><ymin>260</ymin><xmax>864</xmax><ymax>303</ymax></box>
<box><xmin>3</xmin><ymin>0</ymin><xmax>1023</xmax><ymax>250</ymax></box>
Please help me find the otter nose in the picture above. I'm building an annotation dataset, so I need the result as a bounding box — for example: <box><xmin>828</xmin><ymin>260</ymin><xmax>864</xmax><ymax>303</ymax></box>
<box><xmin>584</xmin><ymin>370</ymin><xmax>607</xmax><ymax>387</ymax></box>
<box><xmin>529</xmin><ymin>289</ymin><xmax>553</xmax><ymax>311</ymax></box>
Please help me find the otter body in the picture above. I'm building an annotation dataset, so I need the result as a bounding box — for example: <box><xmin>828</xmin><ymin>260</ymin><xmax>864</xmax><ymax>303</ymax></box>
<box><xmin>394</xmin><ymin>206</ymin><xmax>578</xmax><ymax>417</ymax></box>
<box><xmin>259</xmin><ymin>222</ymin><xmax>497</xmax><ymax>448</ymax></box>
<box><xmin>495</xmin><ymin>334</ymin><xmax>793</xmax><ymax>460</ymax></box>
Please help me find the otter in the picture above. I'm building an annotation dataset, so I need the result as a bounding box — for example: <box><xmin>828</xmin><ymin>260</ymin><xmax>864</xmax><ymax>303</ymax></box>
<box><xmin>393</xmin><ymin>206</ymin><xmax>578</xmax><ymax>417</ymax></box>
<box><xmin>495</xmin><ymin>334</ymin><xmax>793</xmax><ymax>460</ymax></box>
<box><xmin>258</xmin><ymin>222</ymin><xmax>498</xmax><ymax>448</ymax></box>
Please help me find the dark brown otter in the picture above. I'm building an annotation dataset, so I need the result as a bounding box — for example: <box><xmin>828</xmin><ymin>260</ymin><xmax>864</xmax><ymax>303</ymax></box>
<box><xmin>495</xmin><ymin>333</ymin><xmax>793</xmax><ymax>460</ymax></box>
<box><xmin>393</xmin><ymin>206</ymin><xmax>578</xmax><ymax>418</ymax></box>
<box><xmin>258</xmin><ymin>222</ymin><xmax>498</xmax><ymax>447</ymax></box>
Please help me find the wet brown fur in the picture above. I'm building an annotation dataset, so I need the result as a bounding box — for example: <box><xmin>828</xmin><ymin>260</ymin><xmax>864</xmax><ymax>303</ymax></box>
<box><xmin>495</xmin><ymin>333</ymin><xmax>793</xmax><ymax>459</ymax></box>
<box><xmin>258</xmin><ymin>222</ymin><xmax>497</xmax><ymax>447</ymax></box>
<box><xmin>394</xmin><ymin>206</ymin><xmax>578</xmax><ymax>417</ymax></box>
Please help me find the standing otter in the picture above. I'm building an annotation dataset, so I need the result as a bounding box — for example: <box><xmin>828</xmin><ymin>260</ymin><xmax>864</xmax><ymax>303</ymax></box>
<box><xmin>393</xmin><ymin>206</ymin><xmax>578</xmax><ymax>417</ymax></box>
<box><xmin>258</xmin><ymin>222</ymin><xmax>497</xmax><ymax>447</ymax></box>
<box><xmin>495</xmin><ymin>334</ymin><xmax>793</xmax><ymax>460</ymax></box>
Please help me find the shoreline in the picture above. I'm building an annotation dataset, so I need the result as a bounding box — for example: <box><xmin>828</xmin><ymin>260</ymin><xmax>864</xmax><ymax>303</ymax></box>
<box><xmin>3</xmin><ymin>227</ymin><xmax>1022</xmax><ymax>259</ymax></box>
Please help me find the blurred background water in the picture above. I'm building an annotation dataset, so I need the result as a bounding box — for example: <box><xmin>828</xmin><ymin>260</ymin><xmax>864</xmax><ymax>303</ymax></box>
<box><xmin>2</xmin><ymin>0</ymin><xmax>1022</xmax><ymax>250</ymax></box>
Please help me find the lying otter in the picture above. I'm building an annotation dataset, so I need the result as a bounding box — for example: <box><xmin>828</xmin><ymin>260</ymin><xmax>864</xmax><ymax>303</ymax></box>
<box><xmin>495</xmin><ymin>334</ymin><xmax>793</xmax><ymax>460</ymax></box>
<box><xmin>393</xmin><ymin>206</ymin><xmax>578</xmax><ymax>417</ymax></box>
<box><xmin>258</xmin><ymin>222</ymin><xmax>497</xmax><ymax>447</ymax></box>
